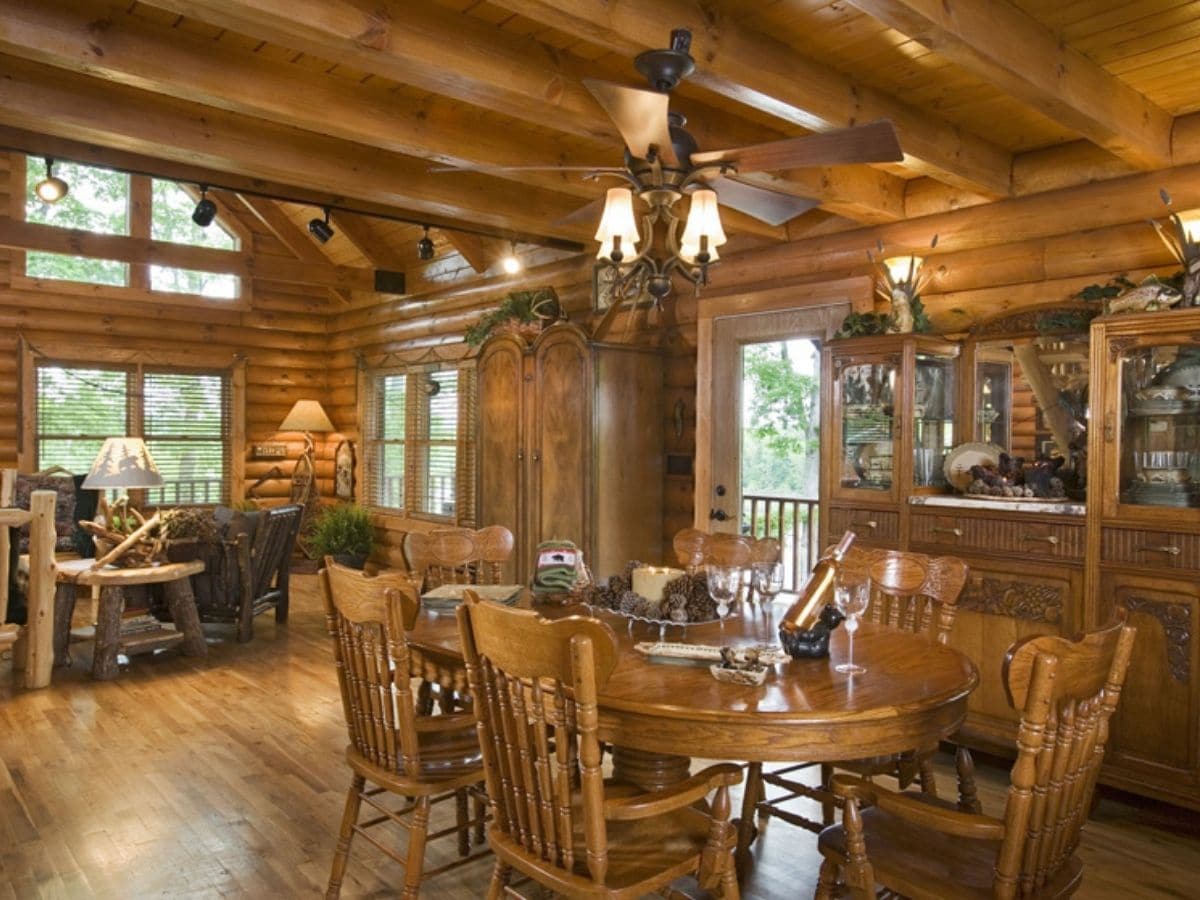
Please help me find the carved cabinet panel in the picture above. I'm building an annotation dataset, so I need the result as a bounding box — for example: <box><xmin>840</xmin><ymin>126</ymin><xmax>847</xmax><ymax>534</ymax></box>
<box><xmin>1098</xmin><ymin>571</ymin><xmax>1199</xmax><ymax>789</ymax></box>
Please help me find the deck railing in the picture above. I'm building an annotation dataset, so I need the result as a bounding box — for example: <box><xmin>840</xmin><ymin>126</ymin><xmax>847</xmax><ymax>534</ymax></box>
<box><xmin>741</xmin><ymin>493</ymin><xmax>820</xmax><ymax>592</ymax></box>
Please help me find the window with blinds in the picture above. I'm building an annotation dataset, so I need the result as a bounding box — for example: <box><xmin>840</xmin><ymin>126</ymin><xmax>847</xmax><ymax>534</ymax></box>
<box><xmin>363</xmin><ymin>364</ymin><xmax>476</xmax><ymax>523</ymax></box>
<box><xmin>35</xmin><ymin>362</ymin><xmax>232</xmax><ymax>505</ymax></box>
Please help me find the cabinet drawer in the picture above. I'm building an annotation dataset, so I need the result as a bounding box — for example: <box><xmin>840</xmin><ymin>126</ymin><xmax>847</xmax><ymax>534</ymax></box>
<box><xmin>826</xmin><ymin>506</ymin><xmax>899</xmax><ymax>545</ymax></box>
<box><xmin>911</xmin><ymin>511</ymin><xmax>1085</xmax><ymax>561</ymax></box>
<box><xmin>1101</xmin><ymin>527</ymin><xmax>1200</xmax><ymax>572</ymax></box>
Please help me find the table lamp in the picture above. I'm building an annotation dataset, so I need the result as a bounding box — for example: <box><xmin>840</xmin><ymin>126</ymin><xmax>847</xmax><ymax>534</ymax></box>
<box><xmin>81</xmin><ymin>437</ymin><xmax>165</xmax><ymax>568</ymax></box>
<box><xmin>82</xmin><ymin>437</ymin><xmax>165</xmax><ymax>493</ymax></box>
<box><xmin>279</xmin><ymin>399</ymin><xmax>335</xmax><ymax>553</ymax></box>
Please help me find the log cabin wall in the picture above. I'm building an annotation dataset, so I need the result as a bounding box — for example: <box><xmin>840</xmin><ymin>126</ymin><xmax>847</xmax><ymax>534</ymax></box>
<box><xmin>0</xmin><ymin>152</ymin><xmax>337</xmax><ymax>503</ymax></box>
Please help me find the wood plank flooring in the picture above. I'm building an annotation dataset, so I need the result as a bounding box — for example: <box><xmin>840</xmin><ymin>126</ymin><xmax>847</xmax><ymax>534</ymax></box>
<box><xmin>1</xmin><ymin>574</ymin><xmax>1198</xmax><ymax>898</ymax></box>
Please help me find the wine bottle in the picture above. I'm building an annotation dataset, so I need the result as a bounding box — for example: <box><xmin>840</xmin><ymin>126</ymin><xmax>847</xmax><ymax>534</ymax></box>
<box><xmin>779</xmin><ymin>530</ymin><xmax>856</xmax><ymax>633</ymax></box>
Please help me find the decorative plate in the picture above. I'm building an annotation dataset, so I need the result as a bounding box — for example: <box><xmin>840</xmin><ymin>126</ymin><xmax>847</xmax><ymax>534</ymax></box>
<box><xmin>943</xmin><ymin>442</ymin><xmax>1004</xmax><ymax>492</ymax></box>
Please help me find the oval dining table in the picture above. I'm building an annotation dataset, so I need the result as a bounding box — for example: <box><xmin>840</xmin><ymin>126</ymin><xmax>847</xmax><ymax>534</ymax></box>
<box><xmin>408</xmin><ymin>596</ymin><xmax>978</xmax><ymax>811</ymax></box>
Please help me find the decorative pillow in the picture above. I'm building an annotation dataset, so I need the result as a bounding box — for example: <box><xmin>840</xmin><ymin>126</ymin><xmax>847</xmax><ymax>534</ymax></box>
<box><xmin>13</xmin><ymin>473</ymin><xmax>77</xmax><ymax>553</ymax></box>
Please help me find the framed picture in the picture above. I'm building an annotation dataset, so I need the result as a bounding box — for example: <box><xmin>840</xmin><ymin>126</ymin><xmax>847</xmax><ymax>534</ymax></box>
<box><xmin>592</xmin><ymin>263</ymin><xmax>648</xmax><ymax>313</ymax></box>
<box><xmin>334</xmin><ymin>440</ymin><xmax>355</xmax><ymax>500</ymax></box>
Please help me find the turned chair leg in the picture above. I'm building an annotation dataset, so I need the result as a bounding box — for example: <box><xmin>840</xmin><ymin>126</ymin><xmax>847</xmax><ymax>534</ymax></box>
<box><xmin>474</xmin><ymin>788</ymin><xmax>488</xmax><ymax>846</ymax></box>
<box><xmin>326</xmin><ymin>774</ymin><xmax>365</xmax><ymax>900</ymax></box>
<box><xmin>486</xmin><ymin>861</ymin><xmax>512</xmax><ymax>900</ymax></box>
<box><xmin>401</xmin><ymin>795</ymin><xmax>431</xmax><ymax>899</ymax></box>
<box><xmin>455</xmin><ymin>787</ymin><xmax>470</xmax><ymax>856</ymax></box>
<box><xmin>918</xmin><ymin>752</ymin><xmax>939</xmax><ymax>797</ymax></box>
<box><xmin>815</xmin><ymin>857</ymin><xmax>840</xmax><ymax>899</ymax></box>
<box><xmin>820</xmin><ymin>762</ymin><xmax>837</xmax><ymax>825</ymax></box>
<box><xmin>955</xmin><ymin>745</ymin><xmax>982</xmax><ymax>814</ymax></box>
<box><xmin>737</xmin><ymin>762</ymin><xmax>763</xmax><ymax>866</ymax></box>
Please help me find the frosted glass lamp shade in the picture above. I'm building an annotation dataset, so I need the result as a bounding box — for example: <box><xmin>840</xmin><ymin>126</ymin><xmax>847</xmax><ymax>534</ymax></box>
<box><xmin>594</xmin><ymin>188</ymin><xmax>640</xmax><ymax>261</ymax></box>
<box><xmin>883</xmin><ymin>255</ymin><xmax>923</xmax><ymax>287</ymax></box>
<box><xmin>680</xmin><ymin>189</ymin><xmax>727</xmax><ymax>263</ymax></box>
<box><xmin>279</xmin><ymin>400</ymin><xmax>335</xmax><ymax>433</ymax></box>
<box><xmin>82</xmin><ymin>437</ymin><xmax>164</xmax><ymax>489</ymax></box>
<box><xmin>1177</xmin><ymin>210</ymin><xmax>1200</xmax><ymax>243</ymax></box>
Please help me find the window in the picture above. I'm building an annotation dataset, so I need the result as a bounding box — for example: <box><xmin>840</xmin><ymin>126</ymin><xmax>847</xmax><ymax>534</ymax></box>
<box><xmin>363</xmin><ymin>364</ymin><xmax>477</xmax><ymax>522</ymax></box>
<box><xmin>34</xmin><ymin>362</ymin><xmax>232</xmax><ymax>506</ymax></box>
<box><xmin>23</xmin><ymin>156</ymin><xmax>240</xmax><ymax>298</ymax></box>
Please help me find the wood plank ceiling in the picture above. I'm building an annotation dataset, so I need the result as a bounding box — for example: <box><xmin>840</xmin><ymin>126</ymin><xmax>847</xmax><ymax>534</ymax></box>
<box><xmin>1</xmin><ymin>0</ymin><xmax>1198</xmax><ymax>280</ymax></box>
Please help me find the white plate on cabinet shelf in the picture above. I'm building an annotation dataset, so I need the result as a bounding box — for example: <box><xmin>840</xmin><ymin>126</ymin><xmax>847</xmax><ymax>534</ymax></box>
<box><xmin>943</xmin><ymin>442</ymin><xmax>1003</xmax><ymax>492</ymax></box>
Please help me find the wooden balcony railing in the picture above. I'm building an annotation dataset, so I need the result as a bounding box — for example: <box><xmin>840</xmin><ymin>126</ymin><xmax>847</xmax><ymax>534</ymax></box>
<box><xmin>741</xmin><ymin>493</ymin><xmax>820</xmax><ymax>593</ymax></box>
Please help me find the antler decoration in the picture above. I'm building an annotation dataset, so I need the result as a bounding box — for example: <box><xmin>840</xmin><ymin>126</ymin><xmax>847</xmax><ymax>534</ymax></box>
<box><xmin>866</xmin><ymin>234</ymin><xmax>939</xmax><ymax>333</ymax></box>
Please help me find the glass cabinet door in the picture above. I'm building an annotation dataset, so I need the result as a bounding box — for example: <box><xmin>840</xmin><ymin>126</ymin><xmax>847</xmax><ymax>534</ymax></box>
<box><xmin>1116</xmin><ymin>341</ymin><xmax>1200</xmax><ymax>509</ymax></box>
<box><xmin>913</xmin><ymin>352</ymin><xmax>957</xmax><ymax>489</ymax></box>
<box><xmin>837</xmin><ymin>358</ymin><xmax>897</xmax><ymax>495</ymax></box>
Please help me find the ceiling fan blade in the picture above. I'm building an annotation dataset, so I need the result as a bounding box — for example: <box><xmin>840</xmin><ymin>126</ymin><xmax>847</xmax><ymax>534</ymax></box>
<box><xmin>708</xmin><ymin>176</ymin><xmax>820</xmax><ymax>227</ymax></box>
<box><xmin>691</xmin><ymin>120</ymin><xmax>903</xmax><ymax>172</ymax></box>
<box><xmin>428</xmin><ymin>164</ymin><xmax>621</xmax><ymax>174</ymax></box>
<box><xmin>553</xmin><ymin>197</ymin><xmax>606</xmax><ymax>228</ymax></box>
<box><xmin>584</xmin><ymin>79</ymin><xmax>679</xmax><ymax>167</ymax></box>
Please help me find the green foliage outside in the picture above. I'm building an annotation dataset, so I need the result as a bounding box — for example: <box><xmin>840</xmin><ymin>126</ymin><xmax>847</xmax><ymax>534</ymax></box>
<box><xmin>310</xmin><ymin>503</ymin><xmax>374</xmax><ymax>560</ymax></box>
<box><xmin>741</xmin><ymin>340</ymin><xmax>821</xmax><ymax>501</ymax></box>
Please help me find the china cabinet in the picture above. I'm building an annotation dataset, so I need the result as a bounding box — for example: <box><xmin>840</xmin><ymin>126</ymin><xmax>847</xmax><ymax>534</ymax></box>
<box><xmin>1086</xmin><ymin>308</ymin><xmax>1200</xmax><ymax>807</ymax></box>
<box><xmin>476</xmin><ymin>323</ymin><xmax>663</xmax><ymax>584</ymax></box>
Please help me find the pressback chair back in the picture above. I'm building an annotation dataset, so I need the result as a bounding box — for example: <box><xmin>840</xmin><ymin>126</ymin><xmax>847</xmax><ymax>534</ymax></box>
<box><xmin>320</xmin><ymin>560</ymin><xmax>423</xmax><ymax>776</ymax></box>
<box><xmin>458</xmin><ymin>598</ymin><xmax>618</xmax><ymax>883</ymax></box>
<box><xmin>994</xmin><ymin>620</ymin><xmax>1136</xmax><ymax>897</ymax></box>
<box><xmin>407</xmin><ymin>526</ymin><xmax>515</xmax><ymax>589</ymax></box>
<box><xmin>838</xmin><ymin>545</ymin><xmax>967</xmax><ymax>644</ymax></box>
<box><xmin>671</xmin><ymin>528</ymin><xmax>755</xmax><ymax>570</ymax></box>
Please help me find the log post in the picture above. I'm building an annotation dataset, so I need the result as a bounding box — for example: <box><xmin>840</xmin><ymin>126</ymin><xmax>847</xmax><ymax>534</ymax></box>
<box><xmin>92</xmin><ymin>586</ymin><xmax>125</xmax><ymax>681</ymax></box>
<box><xmin>53</xmin><ymin>583</ymin><xmax>77</xmax><ymax>668</ymax></box>
<box><xmin>163</xmin><ymin>577</ymin><xmax>207</xmax><ymax>658</ymax></box>
<box><xmin>24</xmin><ymin>490</ymin><xmax>57</xmax><ymax>689</ymax></box>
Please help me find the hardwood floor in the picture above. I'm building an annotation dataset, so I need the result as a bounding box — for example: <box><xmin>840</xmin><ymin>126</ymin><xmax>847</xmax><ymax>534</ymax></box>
<box><xmin>1</xmin><ymin>574</ymin><xmax>1197</xmax><ymax>898</ymax></box>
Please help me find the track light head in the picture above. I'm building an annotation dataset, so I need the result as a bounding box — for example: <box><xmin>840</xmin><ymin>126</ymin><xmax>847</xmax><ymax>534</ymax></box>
<box><xmin>308</xmin><ymin>207</ymin><xmax>334</xmax><ymax>243</ymax></box>
<box><xmin>191</xmin><ymin>185</ymin><xmax>217</xmax><ymax>227</ymax></box>
<box><xmin>35</xmin><ymin>157</ymin><xmax>68</xmax><ymax>204</ymax></box>
<box><xmin>417</xmin><ymin>225</ymin><xmax>435</xmax><ymax>261</ymax></box>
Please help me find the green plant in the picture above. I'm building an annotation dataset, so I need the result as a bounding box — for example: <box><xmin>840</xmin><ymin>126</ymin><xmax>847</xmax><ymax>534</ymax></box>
<box><xmin>464</xmin><ymin>287</ymin><xmax>561</xmax><ymax>346</ymax></box>
<box><xmin>834</xmin><ymin>311</ymin><xmax>891</xmax><ymax>338</ymax></box>
<box><xmin>310</xmin><ymin>503</ymin><xmax>374</xmax><ymax>561</ymax></box>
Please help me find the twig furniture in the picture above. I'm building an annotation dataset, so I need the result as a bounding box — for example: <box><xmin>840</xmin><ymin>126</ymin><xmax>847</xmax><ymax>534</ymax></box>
<box><xmin>747</xmin><ymin>546</ymin><xmax>969</xmax><ymax>842</ymax></box>
<box><xmin>815</xmin><ymin>618</ymin><xmax>1137</xmax><ymax>899</ymax></box>
<box><xmin>456</xmin><ymin>595</ymin><xmax>743</xmax><ymax>899</ymax></box>
<box><xmin>0</xmin><ymin>490</ymin><xmax>57</xmax><ymax>688</ymax></box>
<box><xmin>405</xmin><ymin>525</ymin><xmax>515</xmax><ymax>590</ymax></box>
<box><xmin>319</xmin><ymin>560</ymin><xmax>487</xmax><ymax>900</ymax></box>
<box><xmin>53</xmin><ymin>558</ymin><xmax>207</xmax><ymax>680</ymax></box>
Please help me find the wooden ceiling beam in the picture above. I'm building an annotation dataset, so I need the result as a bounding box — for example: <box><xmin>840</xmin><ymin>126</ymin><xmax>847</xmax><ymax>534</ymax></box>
<box><xmin>441</xmin><ymin>232</ymin><xmax>508</xmax><ymax>275</ymax></box>
<box><xmin>328</xmin><ymin>212</ymin><xmax>409</xmax><ymax>271</ymax></box>
<box><xmin>237</xmin><ymin>194</ymin><xmax>352</xmax><ymax>303</ymax></box>
<box><xmin>845</xmin><ymin>0</ymin><xmax>1173</xmax><ymax>170</ymax></box>
<box><xmin>0</xmin><ymin>56</ymin><xmax>587</xmax><ymax>244</ymax></box>
<box><xmin>495</xmin><ymin>0</ymin><xmax>1013</xmax><ymax>197</ymax></box>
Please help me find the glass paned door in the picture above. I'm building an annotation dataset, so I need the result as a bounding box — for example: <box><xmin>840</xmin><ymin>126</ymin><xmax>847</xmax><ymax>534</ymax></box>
<box><xmin>838</xmin><ymin>359</ymin><xmax>897</xmax><ymax>494</ymax></box>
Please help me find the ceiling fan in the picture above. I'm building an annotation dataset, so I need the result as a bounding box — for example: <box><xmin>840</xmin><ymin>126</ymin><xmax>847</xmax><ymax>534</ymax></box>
<box><xmin>434</xmin><ymin>28</ymin><xmax>904</xmax><ymax>300</ymax></box>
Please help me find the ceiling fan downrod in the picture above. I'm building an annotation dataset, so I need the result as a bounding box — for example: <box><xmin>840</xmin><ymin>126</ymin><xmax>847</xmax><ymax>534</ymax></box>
<box><xmin>635</xmin><ymin>28</ymin><xmax>696</xmax><ymax>93</ymax></box>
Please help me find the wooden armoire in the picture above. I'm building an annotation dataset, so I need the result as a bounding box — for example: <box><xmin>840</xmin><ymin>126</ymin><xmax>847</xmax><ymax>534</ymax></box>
<box><xmin>476</xmin><ymin>323</ymin><xmax>663</xmax><ymax>583</ymax></box>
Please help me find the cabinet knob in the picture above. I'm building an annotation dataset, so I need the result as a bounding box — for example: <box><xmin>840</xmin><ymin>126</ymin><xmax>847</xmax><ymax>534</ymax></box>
<box><xmin>516</xmin><ymin>448</ymin><xmax>524</xmax><ymax>461</ymax></box>
<box><xmin>931</xmin><ymin>526</ymin><xmax>963</xmax><ymax>538</ymax></box>
<box><xmin>1023</xmin><ymin>534</ymin><xmax>1059</xmax><ymax>546</ymax></box>
<box><xmin>1137</xmin><ymin>544</ymin><xmax>1181</xmax><ymax>556</ymax></box>
<box><xmin>532</xmin><ymin>450</ymin><xmax>541</xmax><ymax>463</ymax></box>
<box><xmin>850</xmin><ymin>519</ymin><xmax>878</xmax><ymax>530</ymax></box>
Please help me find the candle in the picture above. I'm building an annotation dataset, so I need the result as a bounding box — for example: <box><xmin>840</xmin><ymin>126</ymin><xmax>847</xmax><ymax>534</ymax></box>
<box><xmin>632</xmin><ymin>566</ymin><xmax>685</xmax><ymax>615</ymax></box>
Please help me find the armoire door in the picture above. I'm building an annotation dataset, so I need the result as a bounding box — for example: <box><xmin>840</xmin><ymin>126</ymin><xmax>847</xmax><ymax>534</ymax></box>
<box><xmin>477</xmin><ymin>334</ymin><xmax>527</xmax><ymax>582</ymax></box>
<box><xmin>530</xmin><ymin>329</ymin><xmax>591</xmax><ymax>564</ymax></box>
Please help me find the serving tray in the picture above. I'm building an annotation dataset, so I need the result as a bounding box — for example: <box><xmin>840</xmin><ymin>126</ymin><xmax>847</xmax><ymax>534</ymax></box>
<box><xmin>633</xmin><ymin>641</ymin><xmax>788</xmax><ymax>665</ymax></box>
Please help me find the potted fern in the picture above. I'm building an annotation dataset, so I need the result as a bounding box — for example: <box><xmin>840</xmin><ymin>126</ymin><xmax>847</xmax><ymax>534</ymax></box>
<box><xmin>310</xmin><ymin>503</ymin><xmax>374</xmax><ymax>569</ymax></box>
<box><xmin>464</xmin><ymin>287</ymin><xmax>561</xmax><ymax>346</ymax></box>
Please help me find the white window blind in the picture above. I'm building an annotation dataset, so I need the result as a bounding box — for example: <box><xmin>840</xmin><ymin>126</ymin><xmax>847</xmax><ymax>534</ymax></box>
<box><xmin>36</xmin><ymin>365</ymin><xmax>129</xmax><ymax>474</ymax></box>
<box><xmin>363</xmin><ymin>364</ymin><xmax>476</xmax><ymax>523</ymax></box>
<box><xmin>143</xmin><ymin>371</ymin><xmax>230</xmax><ymax>505</ymax></box>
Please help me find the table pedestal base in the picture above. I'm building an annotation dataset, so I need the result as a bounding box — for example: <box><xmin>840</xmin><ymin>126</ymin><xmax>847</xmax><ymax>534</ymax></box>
<box><xmin>610</xmin><ymin>746</ymin><xmax>691</xmax><ymax>791</ymax></box>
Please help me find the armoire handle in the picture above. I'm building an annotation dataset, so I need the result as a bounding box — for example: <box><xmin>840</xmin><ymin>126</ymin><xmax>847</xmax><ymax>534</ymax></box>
<box><xmin>532</xmin><ymin>450</ymin><xmax>541</xmax><ymax>462</ymax></box>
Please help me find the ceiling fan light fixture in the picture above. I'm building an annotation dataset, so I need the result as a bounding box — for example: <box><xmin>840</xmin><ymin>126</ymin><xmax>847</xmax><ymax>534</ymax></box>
<box><xmin>308</xmin><ymin>207</ymin><xmax>334</xmax><ymax>244</ymax></box>
<box><xmin>679</xmin><ymin>188</ymin><xmax>726</xmax><ymax>264</ymax></box>
<box><xmin>417</xmin><ymin>224</ymin><xmax>435</xmax><ymax>260</ymax></box>
<box><xmin>594</xmin><ymin>188</ymin><xmax>640</xmax><ymax>262</ymax></box>
<box><xmin>191</xmin><ymin>185</ymin><xmax>217</xmax><ymax>227</ymax></box>
<box><xmin>35</xmin><ymin>157</ymin><xmax>69</xmax><ymax>204</ymax></box>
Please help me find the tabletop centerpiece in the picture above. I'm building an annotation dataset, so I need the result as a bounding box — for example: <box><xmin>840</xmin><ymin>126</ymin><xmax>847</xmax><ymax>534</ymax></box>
<box><xmin>583</xmin><ymin>561</ymin><xmax>720</xmax><ymax>637</ymax></box>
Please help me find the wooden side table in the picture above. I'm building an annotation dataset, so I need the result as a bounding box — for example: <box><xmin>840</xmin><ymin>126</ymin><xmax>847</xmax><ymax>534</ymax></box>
<box><xmin>54</xmin><ymin>559</ymin><xmax>207</xmax><ymax>680</ymax></box>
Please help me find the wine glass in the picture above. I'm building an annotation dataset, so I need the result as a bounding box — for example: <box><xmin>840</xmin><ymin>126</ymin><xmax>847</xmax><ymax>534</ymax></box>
<box><xmin>834</xmin><ymin>581</ymin><xmax>870</xmax><ymax>675</ymax></box>
<box><xmin>752</xmin><ymin>562</ymin><xmax>784</xmax><ymax>605</ymax></box>
<box><xmin>706</xmin><ymin>565</ymin><xmax>740</xmax><ymax>626</ymax></box>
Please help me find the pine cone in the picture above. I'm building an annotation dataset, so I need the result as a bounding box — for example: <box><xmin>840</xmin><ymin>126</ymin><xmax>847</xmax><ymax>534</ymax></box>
<box><xmin>618</xmin><ymin>591</ymin><xmax>642</xmax><ymax>615</ymax></box>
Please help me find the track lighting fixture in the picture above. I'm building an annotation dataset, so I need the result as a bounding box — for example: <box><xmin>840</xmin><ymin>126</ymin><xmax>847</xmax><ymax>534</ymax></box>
<box><xmin>308</xmin><ymin>207</ymin><xmax>334</xmax><ymax>244</ymax></box>
<box><xmin>501</xmin><ymin>242</ymin><xmax>522</xmax><ymax>275</ymax></box>
<box><xmin>417</xmin><ymin>225</ymin><xmax>435</xmax><ymax>261</ymax></box>
<box><xmin>191</xmin><ymin>185</ymin><xmax>217</xmax><ymax>227</ymax></box>
<box><xmin>34</xmin><ymin>157</ymin><xmax>68</xmax><ymax>204</ymax></box>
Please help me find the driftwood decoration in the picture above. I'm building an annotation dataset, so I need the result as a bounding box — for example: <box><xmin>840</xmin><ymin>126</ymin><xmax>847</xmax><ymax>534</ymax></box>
<box><xmin>79</xmin><ymin>497</ymin><xmax>165</xmax><ymax>569</ymax></box>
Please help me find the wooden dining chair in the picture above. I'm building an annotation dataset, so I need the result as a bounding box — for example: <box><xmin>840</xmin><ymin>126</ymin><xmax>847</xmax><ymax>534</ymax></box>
<box><xmin>406</xmin><ymin>525</ymin><xmax>515</xmax><ymax>590</ymax></box>
<box><xmin>815</xmin><ymin>618</ymin><xmax>1137</xmax><ymax>899</ymax></box>
<box><xmin>456</xmin><ymin>595</ymin><xmax>743</xmax><ymax>899</ymax></box>
<box><xmin>319</xmin><ymin>559</ymin><xmax>488</xmax><ymax>900</ymax></box>
<box><xmin>746</xmin><ymin>546</ymin><xmax>969</xmax><ymax>840</ymax></box>
<box><xmin>672</xmin><ymin>528</ymin><xmax>755</xmax><ymax>570</ymax></box>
